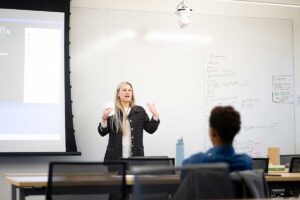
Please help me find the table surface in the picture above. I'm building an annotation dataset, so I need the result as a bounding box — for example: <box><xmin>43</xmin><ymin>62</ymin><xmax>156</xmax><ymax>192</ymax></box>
<box><xmin>3</xmin><ymin>173</ymin><xmax>181</xmax><ymax>187</ymax></box>
<box><xmin>4</xmin><ymin>172</ymin><xmax>300</xmax><ymax>188</ymax></box>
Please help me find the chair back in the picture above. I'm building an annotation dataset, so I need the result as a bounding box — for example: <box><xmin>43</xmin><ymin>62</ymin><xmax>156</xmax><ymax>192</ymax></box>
<box><xmin>120</xmin><ymin>156</ymin><xmax>175</xmax><ymax>174</ymax></box>
<box><xmin>252</xmin><ymin>158</ymin><xmax>269</xmax><ymax>173</ymax></box>
<box><xmin>46</xmin><ymin>161</ymin><xmax>126</xmax><ymax>200</ymax></box>
<box><xmin>231</xmin><ymin>169</ymin><xmax>269</xmax><ymax>198</ymax></box>
<box><xmin>172</xmin><ymin>163</ymin><xmax>235</xmax><ymax>200</ymax></box>
<box><xmin>132</xmin><ymin>165</ymin><xmax>176</xmax><ymax>200</ymax></box>
<box><xmin>132</xmin><ymin>163</ymin><xmax>235</xmax><ymax>200</ymax></box>
<box><xmin>289</xmin><ymin>157</ymin><xmax>300</xmax><ymax>172</ymax></box>
<box><xmin>280</xmin><ymin>154</ymin><xmax>295</xmax><ymax>168</ymax></box>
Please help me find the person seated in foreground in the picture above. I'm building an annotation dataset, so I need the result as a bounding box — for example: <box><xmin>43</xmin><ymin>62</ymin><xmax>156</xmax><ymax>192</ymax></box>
<box><xmin>183</xmin><ymin>106</ymin><xmax>252</xmax><ymax>171</ymax></box>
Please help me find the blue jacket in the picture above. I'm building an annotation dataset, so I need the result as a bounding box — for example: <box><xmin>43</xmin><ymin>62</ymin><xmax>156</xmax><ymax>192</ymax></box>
<box><xmin>183</xmin><ymin>145</ymin><xmax>252</xmax><ymax>171</ymax></box>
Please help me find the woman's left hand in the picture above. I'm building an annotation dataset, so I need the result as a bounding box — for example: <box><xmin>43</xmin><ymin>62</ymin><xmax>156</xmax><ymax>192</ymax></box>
<box><xmin>147</xmin><ymin>103</ymin><xmax>159</xmax><ymax>120</ymax></box>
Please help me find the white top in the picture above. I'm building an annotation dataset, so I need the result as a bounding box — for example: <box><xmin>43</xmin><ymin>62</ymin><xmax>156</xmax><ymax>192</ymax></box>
<box><xmin>122</xmin><ymin>107</ymin><xmax>132</xmax><ymax>158</ymax></box>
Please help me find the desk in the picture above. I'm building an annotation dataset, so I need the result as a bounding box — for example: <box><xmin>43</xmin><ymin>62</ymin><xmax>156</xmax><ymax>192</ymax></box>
<box><xmin>4</xmin><ymin>174</ymin><xmax>47</xmax><ymax>200</ymax></box>
<box><xmin>266</xmin><ymin>173</ymin><xmax>300</xmax><ymax>192</ymax></box>
<box><xmin>5</xmin><ymin>173</ymin><xmax>300</xmax><ymax>200</ymax></box>
<box><xmin>4</xmin><ymin>174</ymin><xmax>179</xmax><ymax>200</ymax></box>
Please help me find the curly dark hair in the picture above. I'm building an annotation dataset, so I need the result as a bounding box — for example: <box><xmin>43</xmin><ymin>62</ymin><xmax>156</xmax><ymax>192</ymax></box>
<box><xmin>209</xmin><ymin>106</ymin><xmax>241</xmax><ymax>144</ymax></box>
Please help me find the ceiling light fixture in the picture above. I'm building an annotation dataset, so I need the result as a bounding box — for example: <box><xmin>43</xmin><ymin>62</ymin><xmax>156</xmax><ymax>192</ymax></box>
<box><xmin>175</xmin><ymin>0</ymin><xmax>193</xmax><ymax>28</ymax></box>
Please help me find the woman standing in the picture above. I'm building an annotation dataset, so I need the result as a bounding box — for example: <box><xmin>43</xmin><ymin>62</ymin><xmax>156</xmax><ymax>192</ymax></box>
<box><xmin>98</xmin><ymin>81</ymin><xmax>160</xmax><ymax>161</ymax></box>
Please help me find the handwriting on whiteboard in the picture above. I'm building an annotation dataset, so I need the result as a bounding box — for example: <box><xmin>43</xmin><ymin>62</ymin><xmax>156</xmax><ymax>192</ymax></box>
<box><xmin>204</xmin><ymin>54</ymin><xmax>260</xmax><ymax>109</ymax></box>
<box><xmin>234</xmin><ymin>140</ymin><xmax>264</xmax><ymax>157</ymax></box>
<box><xmin>272</xmin><ymin>75</ymin><xmax>294</xmax><ymax>104</ymax></box>
<box><xmin>242</xmin><ymin>122</ymin><xmax>279</xmax><ymax>132</ymax></box>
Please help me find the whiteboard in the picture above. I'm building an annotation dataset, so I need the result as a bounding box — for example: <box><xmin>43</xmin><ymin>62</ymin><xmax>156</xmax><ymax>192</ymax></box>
<box><xmin>201</xmin><ymin>16</ymin><xmax>294</xmax><ymax>157</ymax></box>
<box><xmin>70</xmin><ymin>8</ymin><xmax>294</xmax><ymax>159</ymax></box>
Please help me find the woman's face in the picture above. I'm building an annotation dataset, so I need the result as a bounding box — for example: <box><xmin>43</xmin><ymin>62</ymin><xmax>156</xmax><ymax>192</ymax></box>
<box><xmin>118</xmin><ymin>84</ymin><xmax>133</xmax><ymax>103</ymax></box>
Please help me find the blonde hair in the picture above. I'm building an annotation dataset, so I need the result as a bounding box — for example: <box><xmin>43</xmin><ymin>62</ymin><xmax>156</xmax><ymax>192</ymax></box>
<box><xmin>111</xmin><ymin>81</ymin><xmax>135</xmax><ymax>133</ymax></box>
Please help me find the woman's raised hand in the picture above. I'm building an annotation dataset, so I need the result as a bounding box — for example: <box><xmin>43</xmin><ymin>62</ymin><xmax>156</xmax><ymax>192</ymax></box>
<box><xmin>147</xmin><ymin>103</ymin><xmax>159</xmax><ymax>119</ymax></box>
<box><xmin>102</xmin><ymin>107</ymin><xmax>112</xmax><ymax>121</ymax></box>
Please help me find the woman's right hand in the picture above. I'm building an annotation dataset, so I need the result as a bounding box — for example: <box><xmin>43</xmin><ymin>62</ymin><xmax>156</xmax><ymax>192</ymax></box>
<box><xmin>102</xmin><ymin>107</ymin><xmax>112</xmax><ymax>121</ymax></box>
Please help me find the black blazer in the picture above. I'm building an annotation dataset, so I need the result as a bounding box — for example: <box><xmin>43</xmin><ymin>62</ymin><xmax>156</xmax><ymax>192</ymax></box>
<box><xmin>98</xmin><ymin>105</ymin><xmax>160</xmax><ymax>161</ymax></box>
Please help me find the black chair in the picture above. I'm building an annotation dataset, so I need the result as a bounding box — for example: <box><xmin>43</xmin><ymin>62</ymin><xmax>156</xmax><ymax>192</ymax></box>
<box><xmin>269</xmin><ymin>156</ymin><xmax>299</xmax><ymax>198</ymax></box>
<box><xmin>46</xmin><ymin>162</ymin><xmax>127</xmax><ymax>200</ymax></box>
<box><xmin>281</xmin><ymin>157</ymin><xmax>300</xmax><ymax>197</ymax></box>
<box><xmin>280</xmin><ymin>154</ymin><xmax>295</xmax><ymax>168</ymax></box>
<box><xmin>252</xmin><ymin>158</ymin><xmax>269</xmax><ymax>173</ymax></box>
<box><xmin>132</xmin><ymin>163</ymin><xmax>235</xmax><ymax>200</ymax></box>
<box><xmin>120</xmin><ymin>156</ymin><xmax>175</xmax><ymax>174</ymax></box>
<box><xmin>289</xmin><ymin>157</ymin><xmax>300</xmax><ymax>172</ymax></box>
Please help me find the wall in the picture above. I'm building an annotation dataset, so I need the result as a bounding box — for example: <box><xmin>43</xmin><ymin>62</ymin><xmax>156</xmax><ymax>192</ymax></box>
<box><xmin>0</xmin><ymin>1</ymin><xmax>300</xmax><ymax>199</ymax></box>
<box><xmin>70</xmin><ymin>0</ymin><xmax>300</xmax><ymax>159</ymax></box>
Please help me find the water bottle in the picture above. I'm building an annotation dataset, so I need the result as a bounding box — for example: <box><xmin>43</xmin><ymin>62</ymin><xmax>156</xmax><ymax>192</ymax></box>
<box><xmin>176</xmin><ymin>135</ymin><xmax>184</xmax><ymax>166</ymax></box>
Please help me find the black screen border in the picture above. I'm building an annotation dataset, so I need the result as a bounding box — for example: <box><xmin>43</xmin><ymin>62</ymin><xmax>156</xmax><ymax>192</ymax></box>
<box><xmin>0</xmin><ymin>0</ymin><xmax>80</xmax><ymax>156</ymax></box>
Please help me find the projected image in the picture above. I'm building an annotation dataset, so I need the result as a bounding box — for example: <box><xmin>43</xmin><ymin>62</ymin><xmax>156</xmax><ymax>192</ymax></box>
<box><xmin>24</xmin><ymin>28</ymin><xmax>61</xmax><ymax>104</ymax></box>
<box><xmin>0</xmin><ymin>9</ymin><xmax>65</xmax><ymax>152</ymax></box>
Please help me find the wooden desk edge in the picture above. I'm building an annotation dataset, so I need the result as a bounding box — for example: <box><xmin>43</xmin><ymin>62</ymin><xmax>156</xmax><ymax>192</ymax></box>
<box><xmin>5</xmin><ymin>176</ymin><xmax>48</xmax><ymax>187</ymax></box>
